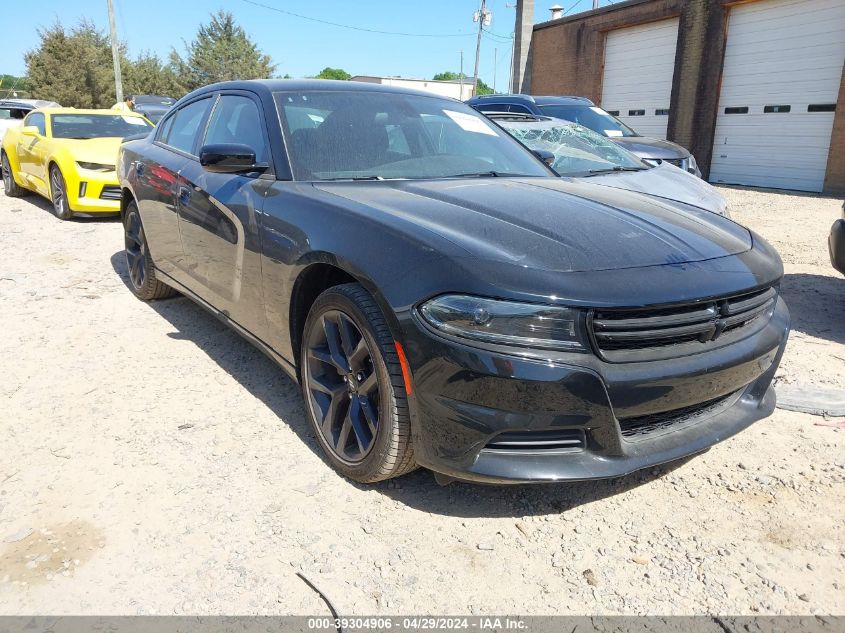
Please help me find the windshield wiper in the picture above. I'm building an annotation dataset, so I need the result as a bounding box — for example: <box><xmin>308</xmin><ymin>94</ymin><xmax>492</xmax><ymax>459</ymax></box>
<box><xmin>584</xmin><ymin>166</ymin><xmax>648</xmax><ymax>176</ymax></box>
<box><xmin>322</xmin><ymin>175</ymin><xmax>385</xmax><ymax>181</ymax></box>
<box><xmin>447</xmin><ymin>171</ymin><xmax>534</xmax><ymax>178</ymax></box>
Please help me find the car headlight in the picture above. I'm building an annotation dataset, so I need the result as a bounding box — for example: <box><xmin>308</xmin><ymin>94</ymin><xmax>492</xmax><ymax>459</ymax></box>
<box><xmin>77</xmin><ymin>162</ymin><xmax>114</xmax><ymax>172</ymax></box>
<box><xmin>419</xmin><ymin>295</ymin><xmax>584</xmax><ymax>351</ymax></box>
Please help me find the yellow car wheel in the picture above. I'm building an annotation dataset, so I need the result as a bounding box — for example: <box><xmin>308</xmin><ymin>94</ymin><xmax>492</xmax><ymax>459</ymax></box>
<box><xmin>2</xmin><ymin>153</ymin><xmax>27</xmax><ymax>198</ymax></box>
<box><xmin>49</xmin><ymin>165</ymin><xmax>73</xmax><ymax>220</ymax></box>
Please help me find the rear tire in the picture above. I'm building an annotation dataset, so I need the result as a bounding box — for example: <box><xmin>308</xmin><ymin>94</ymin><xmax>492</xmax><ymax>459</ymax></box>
<box><xmin>301</xmin><ymin>283</ymin><xmax>416</xmax><ymax>483</ymax></box>
<box><xmin>123</xmin><ymin>200</ymin><xmax>176</xmax><ymax>301</ymax></box>
<box><xmin>49</xmin><ymin>165</ymin><xmax>72</xmax><ymax>220</ymax></box>
<box><xmin>1</xmin><ymin>152</ymin><xmax>27</xmax><ymax>198</ymax></box>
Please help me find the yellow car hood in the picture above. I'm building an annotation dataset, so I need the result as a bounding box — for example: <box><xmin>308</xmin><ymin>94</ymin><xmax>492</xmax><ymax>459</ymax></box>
<box><xmin>51</xmin><ymin>137</ymin><xmax>124</xmax><ymax>166</ymax></box>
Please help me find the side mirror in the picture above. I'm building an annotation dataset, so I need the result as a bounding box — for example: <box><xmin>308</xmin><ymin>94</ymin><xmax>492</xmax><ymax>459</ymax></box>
<box><xmin>21</xmin><ymin>126</ymin><xmax>40</xmax><ymax>137</ymax></box>
<box><xmin>199</xmin><ymin>143</ymin><xmax>267</xmax><ymax>174</ymax></box>
<box><xmin>532</xmin><ymin>148</ymin><xmax>555</xmax><ymax>167</ymax></box>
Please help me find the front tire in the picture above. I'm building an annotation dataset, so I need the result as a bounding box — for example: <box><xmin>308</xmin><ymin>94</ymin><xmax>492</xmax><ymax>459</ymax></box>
<box><xmin>49</xmin><ymin>165</ymin><xmax>72</xmax><ymax>220</ymax></box>
<box><xmin>123</xmin><ymin>201</ymin><xmax>176</xmax><ymax>301</ymax></box>
<box><xmin>2</xmin><ymin>152</ymin><xmax>27</xmax><ymax>198</ymax></box>
<box><xmin>301</xmin><ymin>283</ymin><xmax>416</xmax><ymax>483</ymax></box>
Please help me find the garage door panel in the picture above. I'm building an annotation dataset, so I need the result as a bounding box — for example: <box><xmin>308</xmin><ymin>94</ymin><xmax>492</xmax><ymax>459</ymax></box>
<box><xmin>709</xmin><ymin>0</ymin><xmax>845</xmax><ymax>192</ymax></box>
<box><xmin>601</xmin><ymin>18</ymin><xmax>679</xmax><ymax>141</ymax></box>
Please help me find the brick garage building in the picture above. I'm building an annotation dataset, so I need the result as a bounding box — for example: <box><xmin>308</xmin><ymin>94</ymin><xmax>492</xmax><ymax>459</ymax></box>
<box><xmin>528</xmin><ymin>0</ymin><xmax>845</xmax><ymax>194</ymax></box>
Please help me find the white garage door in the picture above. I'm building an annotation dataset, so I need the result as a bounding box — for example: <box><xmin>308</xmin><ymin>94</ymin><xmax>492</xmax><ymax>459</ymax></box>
<box><xmin>601</xmin><ymin>18</ymin><xmax>679</xmax><ymax>139</ymax></box>
<box><xmin>710</xmin><ymin>0</ymin><xmax>845</xmax><ymax>192</ymax></box>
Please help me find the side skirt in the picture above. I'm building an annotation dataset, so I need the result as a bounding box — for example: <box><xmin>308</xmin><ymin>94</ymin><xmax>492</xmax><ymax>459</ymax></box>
<box><xmin>155</xmin><ymin>268</ymin><xmax>299</xmax><ymax>383</ymax></box>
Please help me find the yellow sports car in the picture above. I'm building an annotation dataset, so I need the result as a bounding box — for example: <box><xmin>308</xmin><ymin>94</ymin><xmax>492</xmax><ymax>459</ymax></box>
<box><xmin>1</xmin><ymin>108</ymin><xmax>153</xmax><ymax>219</ymax></box>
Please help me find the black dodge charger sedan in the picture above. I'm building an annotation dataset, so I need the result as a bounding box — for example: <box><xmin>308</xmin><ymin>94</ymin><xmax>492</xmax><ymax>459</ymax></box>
<box><xmin>117</xmin><ymin>80</ymin><xmax>790</xmax><ymax>485</ymax></box>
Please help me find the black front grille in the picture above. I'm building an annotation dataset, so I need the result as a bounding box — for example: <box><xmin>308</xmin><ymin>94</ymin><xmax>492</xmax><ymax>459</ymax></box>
<box><xmin>617</xmin><ymin>392</ymin><xmax>737</xmax><ymax>439</ymax></box>
<box><xmin>100</xmin><ymin>186</ymin><xmax>121</xmax><ymax>200</ymax></box>
<box><xmin>589</xmin><ymin>287</ymin><xmax>776</xmax><ymax>362</ymax></box>
<box><xmin>484</xmin><ymin>429</ymin><xmax>585</xmax><ymax>453</ymax></box>
<box><xmin>662</xmin><ymin>158</ymin><xmax>684</xmax><ymax>168</ymax></box>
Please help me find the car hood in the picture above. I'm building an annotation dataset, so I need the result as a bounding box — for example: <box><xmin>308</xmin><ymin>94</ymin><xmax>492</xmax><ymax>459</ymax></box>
<box><xmin>314</xmin><ymin>178</ymin><xmax>751</xmax><ymax>273</ymax></box>
<box><xmin>585</xmin><ymin>163</ymin><xmax>728</xmax><ymax>216</ymax></box>
<box><xmin>612</xmin><ymin>136</ymin><xmax>690</xmax><ymax>160</ymax></box>
<box><xmin>50</xmin><ymin>137</ymin><xmax>123</xmax><ymax>165</ymax></box>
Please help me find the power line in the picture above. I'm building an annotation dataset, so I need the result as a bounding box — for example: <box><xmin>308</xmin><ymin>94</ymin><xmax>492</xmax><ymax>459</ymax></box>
<box><xmin>240</xmin><ymin>0</ymin><xmax>474</xmax><ymax>38</ymax></box>
<box><xmin>482</xmin><ymin>27</ymin><xmax>512</xmax><ymax>42</ymax></box>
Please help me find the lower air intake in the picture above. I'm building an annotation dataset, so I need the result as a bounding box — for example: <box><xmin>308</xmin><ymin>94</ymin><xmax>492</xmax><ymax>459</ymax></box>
<box><xmin>484</xmin><ymin>429</ymin><xmax>585</xmax><ymax>453</ymax></box>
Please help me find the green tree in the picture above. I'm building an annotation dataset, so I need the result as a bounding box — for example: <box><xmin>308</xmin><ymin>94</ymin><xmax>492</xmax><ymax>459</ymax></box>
<box><xmin>124</xmin><ymin>51</ymin><xmax>182</xmax><ymax>98</ymax></box>
<box><xmin>169</xmin><ymin>10</ymin><xmax>275</xmax><ymax>92</ymax></box>
<box><xmin>0</xmin><ymin>75</ymin><xmax>29</xmax><ymax>98</ymax></box>
<box><xmin>25</xmin><ymin>20</ymin><xmax>119</xmax><ymax>108</ymax></box>
<box><xmin>432</xmin><ymin>71</ymin><xmax>493</xmax><ymax>95</ymax></box>
<box><xmin>314</xmin><ymin>67</ymin><xmax>351</xmax><ymax>81</ymax></box>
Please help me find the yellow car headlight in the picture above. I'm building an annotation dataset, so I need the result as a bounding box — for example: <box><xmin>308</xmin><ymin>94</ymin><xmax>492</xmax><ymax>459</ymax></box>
<box><xmin>77</xmin><ymin>162</ymin><xmax>114</xmax><ymax>172</ymax></box>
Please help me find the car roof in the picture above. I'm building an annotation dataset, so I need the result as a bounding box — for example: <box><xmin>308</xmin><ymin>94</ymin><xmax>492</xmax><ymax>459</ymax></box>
<box><xmin>467</xmin><ymin>94</ymin><xmax>595</xmax><ymax>106</ymax></box>
<box><xmin>180</xmin><ymin>78</ymin><xmax>463</xmax><ymax>102</ymax></box>
<box><xmin>36</xmin><ymin>108</ymin><xmax>149</xmax><ymax>117</ymax></box>
<box><xmin>0</xmin><ymin>99</ymin><xmax>60</xmax><ymax>109</ymax></box>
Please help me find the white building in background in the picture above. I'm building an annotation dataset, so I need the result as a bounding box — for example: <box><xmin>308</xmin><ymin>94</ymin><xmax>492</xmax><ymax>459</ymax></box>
<box><xmin>350</xmin><ymin>76</ymin><xmax>473</xmax><ymax>101</ymax></box>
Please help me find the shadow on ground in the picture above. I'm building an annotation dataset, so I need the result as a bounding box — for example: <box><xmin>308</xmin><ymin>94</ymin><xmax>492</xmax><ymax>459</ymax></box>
<box><xmin>780</xmin><ymin>272</ymin><xmax>845</xmax><ymax>345</ymax></box>
<box><xmin>5</xmin><ymin>190</ymin><xmax>120</xmax><ymax>222</ymax></box>
<box><xmin>110</xmin><ymin>251</ymin><xmax>691</xmax><ymax>517</ymax></box>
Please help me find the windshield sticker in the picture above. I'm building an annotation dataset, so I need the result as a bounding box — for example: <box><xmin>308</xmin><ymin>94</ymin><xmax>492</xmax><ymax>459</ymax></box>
<box><xmin>604</xmin><ymin>130</ymin><xmax>623</xmax><ymax>137</ymax></box>
<box><xmin>122</xmin><ymin>116</ymin><xmax>147</xmax><ymax>125</ymax></box>
<box><xmin>443</xmin><ymin>109</ymin><xmax>497</xmax><ymax>136</ymax></box>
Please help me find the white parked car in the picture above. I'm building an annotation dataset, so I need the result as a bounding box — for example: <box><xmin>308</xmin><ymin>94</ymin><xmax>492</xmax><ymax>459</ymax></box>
<box><xmin>486</xmin><ymin>112</ymin><xmax>729</xmax><ymax>217</ymax></box>
<box><xmin>0</xmin><ymin>99</ymin><xmax>60</xmax><ymax>143</ymax></box>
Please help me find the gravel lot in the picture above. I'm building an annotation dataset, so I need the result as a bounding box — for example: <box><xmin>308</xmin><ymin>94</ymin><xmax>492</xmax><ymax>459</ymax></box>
<box><xmin>0</xmin><ymin>184</ymin><xmax>843</xmax><ymax>616</ymax></box>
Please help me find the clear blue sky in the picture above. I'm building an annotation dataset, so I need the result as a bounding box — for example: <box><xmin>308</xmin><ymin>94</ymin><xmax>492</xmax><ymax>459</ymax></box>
<box><xmin>1</xmin><ymin>0</ymin><xmax>615</xmax><ymax>90</ymax></box>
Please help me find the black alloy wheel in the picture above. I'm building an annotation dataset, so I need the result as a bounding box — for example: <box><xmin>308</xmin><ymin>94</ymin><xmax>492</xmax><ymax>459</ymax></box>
<box><xmin>122</xmin><ymin>201</ymin><xmax>176</xmax><ymax>300</ymax></box>
<box><xmin>301</xmin><ymin>283</ymin><xmax>416</xmax><ymax>482</ymax></box>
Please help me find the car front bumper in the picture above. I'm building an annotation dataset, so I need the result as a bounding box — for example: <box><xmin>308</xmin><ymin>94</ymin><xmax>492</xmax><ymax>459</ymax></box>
<box><xmin>400</xmin><ymin>297</ymin><xmax>790</xmax><ymax>484</ymax></box>
<box><xmin>830</xmin><ymin>218</ymin><xmax>845</xmax><ymax>275</ymax></box>
<box><xmin>67</xmin><ymin>170</ymin><xmax>121</xmax><ymax>213</ymax></box>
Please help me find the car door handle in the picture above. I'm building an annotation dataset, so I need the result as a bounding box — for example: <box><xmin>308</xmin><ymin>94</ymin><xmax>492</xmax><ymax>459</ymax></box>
<box><xmin>178</xmin><ymin>186</ymin><xmax>191</xmax><ymax>205</ymax></box>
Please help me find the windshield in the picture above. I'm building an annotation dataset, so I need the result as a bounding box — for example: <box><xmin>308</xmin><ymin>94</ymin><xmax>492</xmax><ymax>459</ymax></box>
<box><xmin>275</xmin><ymin>91</ymin><xmax>552</xmax><ymax>181</ymax></box>
<box><xmin>538</xmin><ymin>104</ymin><xmax>638</xmax><ymax>138</ymax></box>
<box><xmin>51</xmin><ymin>114</ymin><xmax>153</xmax><ymax>139</ymax></box>
<box><xmin>498</xmin><ymin>119</ymin><xmax>647</xmax><ymax>176</ymax></box>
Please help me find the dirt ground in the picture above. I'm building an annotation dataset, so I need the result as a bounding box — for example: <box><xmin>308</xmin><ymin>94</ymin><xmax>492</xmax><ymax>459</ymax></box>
<box><xmin>0</xmin><ymin>184</ymin><xmax>843</xmax><ymax>616</ymax></box>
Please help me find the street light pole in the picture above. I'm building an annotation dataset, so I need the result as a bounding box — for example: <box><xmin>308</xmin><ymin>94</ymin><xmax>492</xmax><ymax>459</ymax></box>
<box><xmin>106</xmin><ymin>0</ymin><xmax>124</xmax><ymax>103</ymax></box>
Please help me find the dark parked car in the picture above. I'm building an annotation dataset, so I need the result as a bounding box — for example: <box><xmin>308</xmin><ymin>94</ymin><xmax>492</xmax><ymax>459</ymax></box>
<box><xmin>467</xmin><ymin>94</ymin><xmax>701</xmax><ymax>177</ymax></box>
<box><xmin>831</xmin><ymin>201</ymin><xmax>845</xmax><ymax>275</ymax></box>
<box><xmin>132</xmin><ymin>95</ymin><xmax>176</xmax><ymax>124</ymax></box>
<box><xmin>117</xmin><ymin>80</ymin><xmax>789</xmax><ymax>485</ymax></box>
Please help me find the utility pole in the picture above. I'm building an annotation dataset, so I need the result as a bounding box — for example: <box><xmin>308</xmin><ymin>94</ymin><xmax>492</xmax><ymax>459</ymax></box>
<box><xmin>459</xmin><ymin>50</ymin><xmax>465</xmax><ymax>99</ymax></box>
<box><xmin>493</xmin><ymin>48</ymin><xmax>497</xmax><ymax>93</ymax></box>
<box><xmin>593</xmin><ymin>0</ymin><xmax>600</xmax><ymax>8</ymax></box>
<box><xmin>107</xmin><ymin>0</ymin><xmax>124</xmax><ymax>104</ymax></box>
<box><xmin>471</xmin><ymin>0</ymin><xmax>491</xmax><ymax>97</ymax></box>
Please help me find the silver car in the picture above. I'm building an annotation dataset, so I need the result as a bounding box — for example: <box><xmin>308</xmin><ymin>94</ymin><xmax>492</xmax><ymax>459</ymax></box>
<box><xmin>487</xmin><ymin>112</ymin><xmax>728</xmax><ymax>217</ymax></box>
